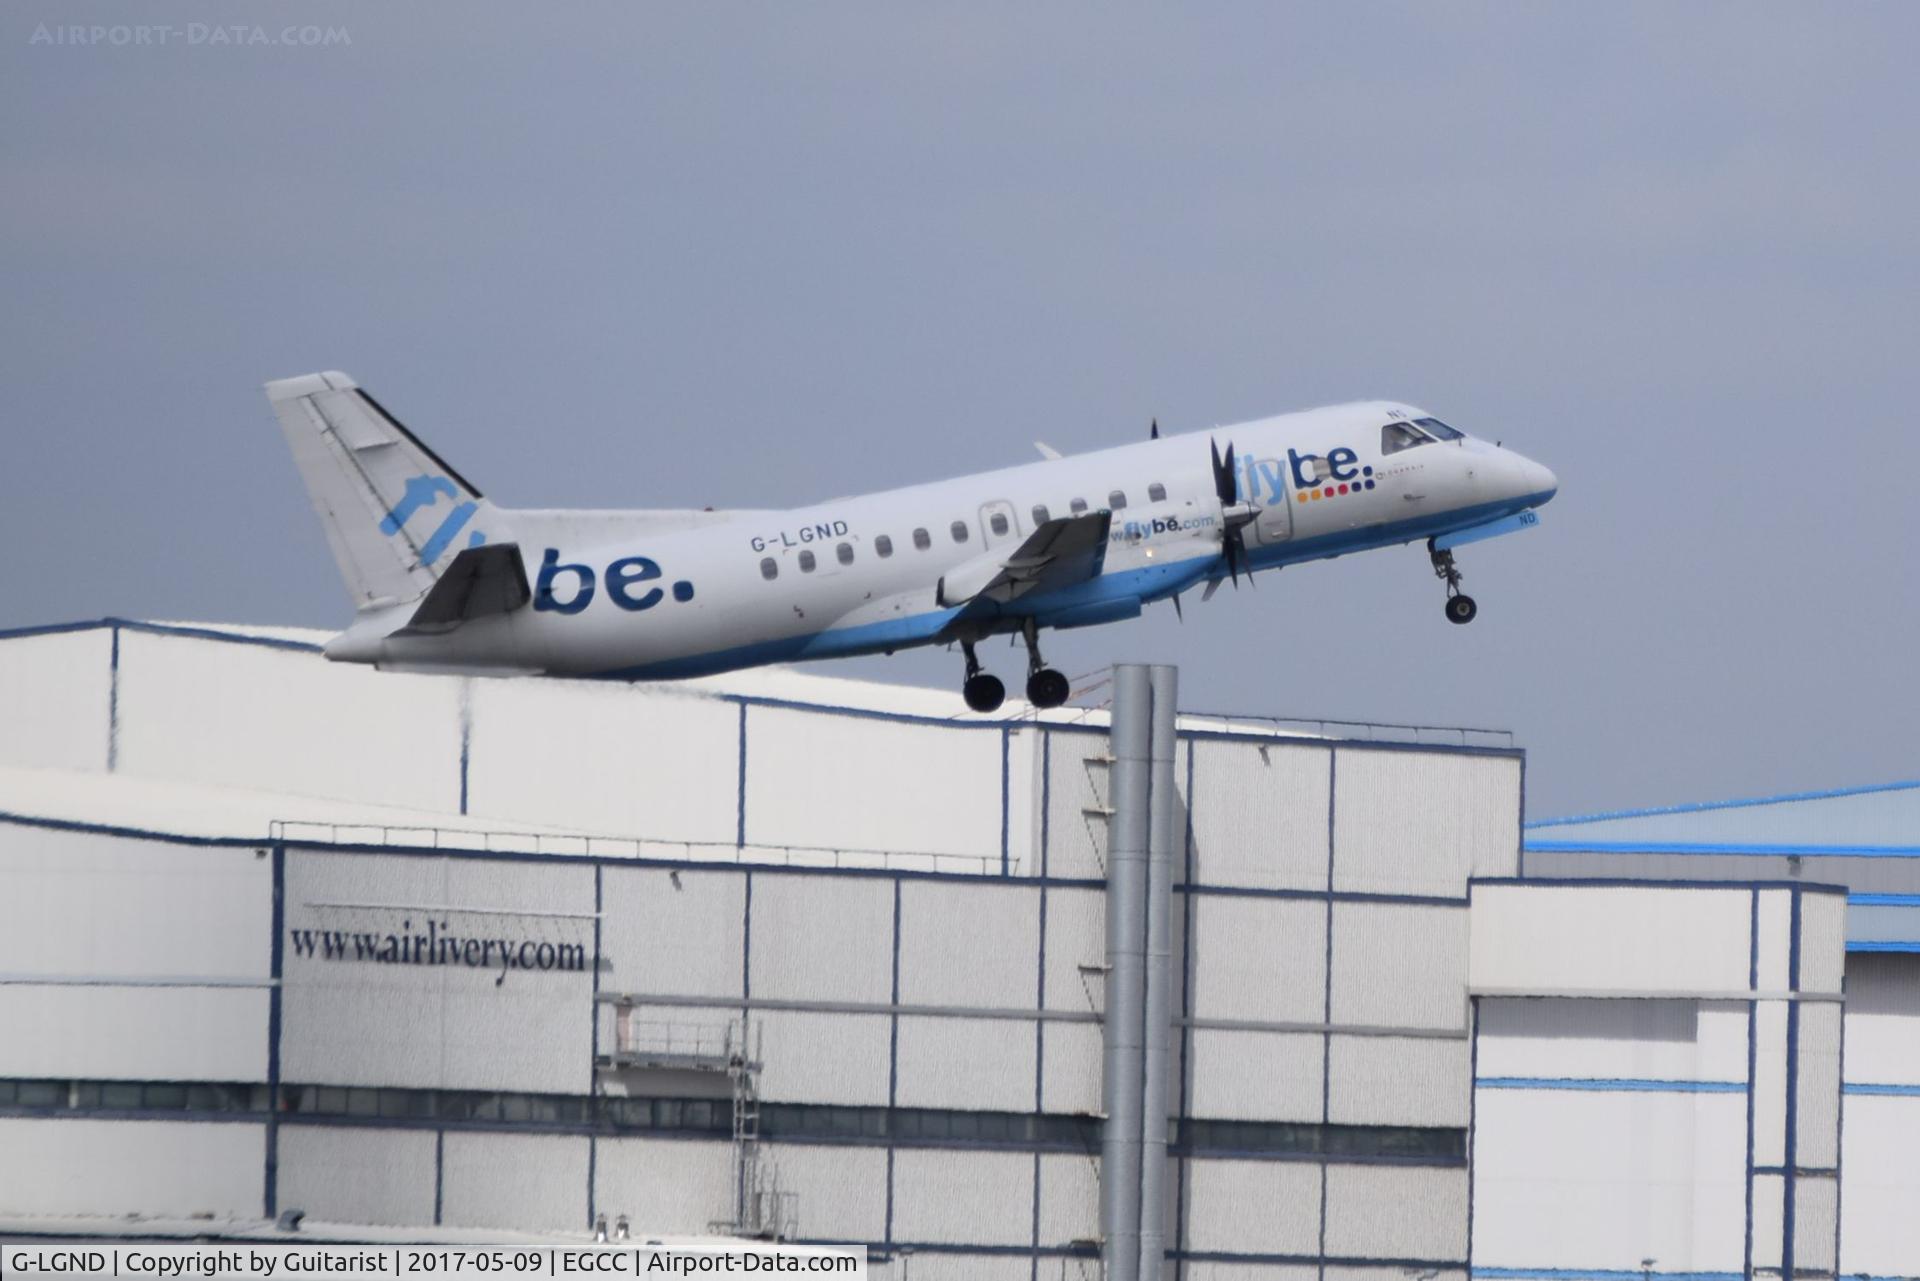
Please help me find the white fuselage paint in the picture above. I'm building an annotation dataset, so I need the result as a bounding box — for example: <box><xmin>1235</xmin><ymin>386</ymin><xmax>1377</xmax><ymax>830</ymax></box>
<box><xmin>329</xmin><ymin>400</ymin><xmax>1557</xmax><ymax>681</ymax></box>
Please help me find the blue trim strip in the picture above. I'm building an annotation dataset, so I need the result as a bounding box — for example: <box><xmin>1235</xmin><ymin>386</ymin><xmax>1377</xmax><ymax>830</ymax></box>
<box><xmin>0</xmin><ymin>617</ymin><xmax>325</xmax><ymax>653</ymax></box>
<box><xmin>1849</xmin><ymin>893</ymin><xmax>1920</xmax><ymax>905</ymax></box>
<box><xmin>1525</xmin><ymin>839</ymin><xmax>1920</xmax><ymax>857</ymax></box>
<box><xmin>1476</xmin><ymin>1077</ymin><xmax>1746</xmax><ymax>1094</ymax></box>
<box><xmin>1844</xmin><ymin>1082</ymin><xmax>1920</xmax><ymax>1096</ymax></box>
<box><xmin>1527</xmin><ymin>778</ymin><xmax>1920</xmax><ymax>828</ymax></box>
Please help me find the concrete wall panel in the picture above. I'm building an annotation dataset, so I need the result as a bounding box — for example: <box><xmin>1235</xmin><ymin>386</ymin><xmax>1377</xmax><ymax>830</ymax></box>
<box><xmin>441</xmin><ymin>1132</ymin><xmax>588</xmax><ymax>1232</ymax></box>
<box><xmin>894</xmin><ymin>1017</ymin><xmax>1035</xmax><ymax>1112</ymax></box>
<box><xmin>763</xmin><ymin>1141</ymin><xmax>887</xmax><ymax>1244</ymax></box>
<box><xmin>116</xmin><ymin>630</ymin><xmax>461</xmax><ymax>812</ymax></box>
<box><xmin>1187</xmin><ymin>1030</ymin><xmax>1322</xmax><ymax>1122</ymax></box>
<box><xmin>1043</xmin><ymin>730</ymin><xmax>1111</xmax><ymax>881</ymax></box>
<box><xmin>466</xmin><ymin>680</ymin><xmax>738</xmax><ymax>845</ymax></box>
<box><xmin>1324</xmin><ymin>1163</ymin><xmax>1467</xmax><ymax>1262</ymax></box>
<box><xmin>898</xmin><ymin>880</ymin><xmax>1038</xmax><ymax>1009</ymax></box>
<box><xmin>889</xmin><ymin>1148</ymin><xmax>1033</xmax><ymax>1245</ymax></box>
<box><xmin>0</xmin><ymin>628</ymin><xmax>110</xmax><ymax>772</ymax></box>
<box><xmin>1042</xmin><ymin>888</ymin><xmax>1105</xmax><ymax>1016</ymax></box>
<box><xmin>1752</xmin><ymin>1001</ymin><xmax>1788</xmax><ymax>1169</ymax></box>
<box><xmin>749</xmin><ymin>873</ymin><xmax>893</xmax><ymax>1004</ymax></box>
<box><xmin>0</xmin><ymin>1117</ymin><xmax>263</xmax><ymax>1217</ymax></box>
<box><xmin>743</xmin><ymin>708</ymin><xmax>1001</xmax><ymax>864</ymax></box>
<box><xmin>1328</xmin><ymin>1035</ymin><xmax>1468</xmax><ymax>1127</ymax></box>
<box><xmin>600</xmin><ymin>866</ymin><xmax>744</xmax><ymax>1001</ymax></box>
<box><xmin>1469</xmin><ymin>885</ymin><xmax>1752</xmax><ymax>996</ymax></box>
<box><xmin>1332</xmin><ymin>750</ymin><xmax>1518</xmax><ymax>897</ymax></box>
<box><xmin>1474</xmin><ymin>998</ymin><xmax>1747</xmax><ymax>1086</ymax></box>
<box><xmin>1189</xmin><ymin>739</ymin><xmax>1330</xmax><ymax>892</ymax></box>
<box><xmin>0</xmin><ymin>987</ymin><xmax>266</xmax><ymax>1081</ymax></box>
<box><xmin>594</xmin><ymin>1135</ymin><xmax>732</xmax><ymax>1238</ymax></box>
<box><xmin>1039</xmin><ymin>1020</ymin><xmax>1102</xmax><ymax>1116</ymax></box>
<box><xmin>1182</xmin><ymin>1157</ymin><xmax>1320</xmax><ymax>1255</ymax></box>
<box><xmin>1036</xmin><ymin>1150</ymin><xmax>1098</xmax><ymax>1249</ymax></box>
<box><xmin>1839</xmin><ymin>1094</ymin><xmax>1920</xmax><ymax>1278</ymax></box>
<box><xmin>1189</xmin><ymin>896</ymin><xmax>1324</xmax><ymax>1024</ymax></box>
<box><xmin>754</xmin><ymin>1011</ymin><xmax>891</xmax><ymax>1106</ymax></box>
<box><xmin>277</xmin><ymin>1125</ymin><xmax>437</xmax><ymax>1228</ymax></box>
<box><xmin>1330</xmin><ymin>903</ymin><xmax>1466</xmax><ymax>1031</ymax></box>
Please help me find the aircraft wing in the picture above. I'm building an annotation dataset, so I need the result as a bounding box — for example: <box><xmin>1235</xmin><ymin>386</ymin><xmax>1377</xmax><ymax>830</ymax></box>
<box><xmin>937</xmin><ymin>511</ymin><xmax>1111</xmax><ymax>609</ymax></box>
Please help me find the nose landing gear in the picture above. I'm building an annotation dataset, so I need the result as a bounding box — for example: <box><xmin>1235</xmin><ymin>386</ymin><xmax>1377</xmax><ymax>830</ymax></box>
<box><xmin>1430</xmin><ymin>545</ymin><xmax>1478</xmax><ymax>625</ymax></box>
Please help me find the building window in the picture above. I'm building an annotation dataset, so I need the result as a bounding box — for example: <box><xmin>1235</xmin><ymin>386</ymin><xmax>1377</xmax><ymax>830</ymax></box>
<box><xmin>798</xmin><ymin>550</ymin><xmax>816</xmax><ymax>572</ymax></box>
<box><xmin>836</xmin><ymin>542</ymin><xmax>854</xmax><ymax>566</ymax></box>
<box><xmin>1108</xmin><ymin>490</ymin><xmax>1127</xmax><ymax>510</ymax></box>
<box><xmin>1032</xmin><ymin>505</ymin><xmax>1050</xmax><ymax>525</ymax></box>
<box><xmin>875</xmin><ymin>535</ymin><xmax>893</xmax><ymax>558</ymax></box>
<box><xmin>1148</xmin><ymin>482</ymin><xmax>1166</xmax><ymax>502</ymax></box>
<box><xmin>913</xmin><ymin>528</ymin><xmax>931</xmax><ymax>551</ymax></box>
<box><xmin>1069</xmin><ymin>497</ymin><xmax>1088</xmax><ymax>515</ymax></box>
<box><xmin>759</xmin><ymin>557</ymin><xmax>778</xmax><ymax>580</ymax></box>
<box><xmin>989</xmin><ymin>512</ymin><xmax>1010</xmax><ymax>536</ymax></box>
<box><xmin>950</xmin><ymin>520</ymin><xmax>969</xmax><ymax>544</ymax></box>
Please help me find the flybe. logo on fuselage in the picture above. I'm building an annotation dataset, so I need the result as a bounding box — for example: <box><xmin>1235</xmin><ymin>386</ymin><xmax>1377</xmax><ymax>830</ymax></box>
<box><xmin>533</xmin><ymin>549</ymin><xmax>696</xmax><ymax>615</ymax></box>
<box><xmin>1239</xmin><ymin>448</ymin><xmax>1378</xmax><ymax>505</ymax></box>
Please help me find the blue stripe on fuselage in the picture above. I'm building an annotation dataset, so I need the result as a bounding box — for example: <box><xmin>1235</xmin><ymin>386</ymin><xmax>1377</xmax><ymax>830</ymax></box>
<box><xmin>594</xmin><ymin>490</ymin><xmax>1555</xmax><ymax>681</ymax></box>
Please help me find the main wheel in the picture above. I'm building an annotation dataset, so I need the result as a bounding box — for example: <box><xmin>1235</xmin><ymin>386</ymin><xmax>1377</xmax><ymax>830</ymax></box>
<box><xmin>1026</xmin><ymin>667</ymin><xmax>1070</xmax><ymax>709</ymax></box>
<box><xmin>963</xmin><ymin>672</ymin><xmax>1006</xmax><ymax>713</ymax></box>
<box><xmin>1445</xmin><ymin>594</ymin><xmax>1478</xmax><ymax>625</ymax></box>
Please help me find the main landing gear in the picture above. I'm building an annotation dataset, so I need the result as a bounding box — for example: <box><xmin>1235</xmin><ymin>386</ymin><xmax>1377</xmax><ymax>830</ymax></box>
<box><xmin>959</xmin><ymin>625</ymin><xmax>1071</xmax><ymax>713</ymax></box>
<box><xmin>1430</xmin><ymin>544</ymin><xmax>1478</xmax><ymax>625</ymax></box>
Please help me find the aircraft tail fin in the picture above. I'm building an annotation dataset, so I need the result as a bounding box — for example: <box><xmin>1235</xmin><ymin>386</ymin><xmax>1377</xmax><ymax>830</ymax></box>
<box><xmin>266</xmin><ymin>371</ymin><xmax>502</xmax><ymax>613</ymax></box>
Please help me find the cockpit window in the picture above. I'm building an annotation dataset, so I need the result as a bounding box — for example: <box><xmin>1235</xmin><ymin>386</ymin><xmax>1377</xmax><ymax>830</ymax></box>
<box><xmin>1414</xmin><ymin>417</ymin><xmax>1464</xmax><ymax>441</ymax></box>
<box><xmin>1381</xmin><ymin>421</ymin><xmax>1433</xmax><ymax>455</ymax></box>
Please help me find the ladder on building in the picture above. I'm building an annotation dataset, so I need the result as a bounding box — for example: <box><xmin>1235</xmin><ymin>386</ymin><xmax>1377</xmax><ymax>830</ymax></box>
<box><xmin>707</xmin><ymin>1019</ymin><xmax>797</xmax><ymax>1241</ymax></box>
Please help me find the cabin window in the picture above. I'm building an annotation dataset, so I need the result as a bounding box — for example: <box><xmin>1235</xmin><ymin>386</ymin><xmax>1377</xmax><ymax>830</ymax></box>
<box><xmin>1069</xmin><ymin>497</ymin><xmax>1088</xmax><ymax>515</ymax></box>
<box><xmin>950</xmin><ymin>520</ymin><xmax>970</xmax><ymax>544</ymax></box>
<box><xmin>1381</xmin><ymin>421</ymin><xmax>1433</xmax><ymax>455</ymax></box>
<box><xmin>989</xmin><ymin>512</ymin><xmax>1010</xmax><ymax>536</ymax></box>
<box><xmin>875</xmin><ymin>535</ymin><xmax>893</xmax><ymax>558</ymax></box>
<box><xmin>836</xmin><ymin>542</ymin><xmax>854</xmax><ymax>566</ymax></box>
<box><xmin>1108</xmin><ymin>490</ymin><xmax>1127</xmax><ymax>510</ymax></box>
<box><xmin>913</xmin><ymin>527</ymin><xmax>931</xmax><ymax>550</ymax></box>
<box><xmin>1148</xmin><ymin>482</ymin><xmax>1166</xmax><ymax>502</ymax></box>
<box><xmin>759</xmin><ymin>557</ymin><xmax>778</xmax><ymax>580</ymax></box>
<box><xmin>1032</xmin><ymin>504</ymin><xmax>1050</xmax><ymax>525</ymax></box>
<box><xmin>798</xmin><ymin>549</ymin><xmax>816</xmax><ymax>572</ymax></box>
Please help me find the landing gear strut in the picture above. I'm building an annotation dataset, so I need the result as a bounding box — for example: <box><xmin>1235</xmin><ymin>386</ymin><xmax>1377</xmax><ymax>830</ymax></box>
<box><xmin>961</xmin><ymin>641</ymin><xmax>1006</xmax><ymax>713</ymax></box>
<box><xmin>1430</xmin><ymin>545</ymin><xmax>1478</xmax><ymax>625</ymax></box>
<box><xmin>1021</xmin><ymin>620</ymin><xmax>1071</xmax><ymax>709</ymax></box>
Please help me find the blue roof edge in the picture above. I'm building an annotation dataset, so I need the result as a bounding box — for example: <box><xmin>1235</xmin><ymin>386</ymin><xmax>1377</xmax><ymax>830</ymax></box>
<box><xmin>1527</xmin><ymin>779</ymin><xmax>1920</xmax><ymax>830</ymax></box>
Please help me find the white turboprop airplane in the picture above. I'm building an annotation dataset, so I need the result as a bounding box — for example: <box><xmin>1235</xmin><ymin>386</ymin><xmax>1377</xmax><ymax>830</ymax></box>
<box><xmin>267</xmin><ymin>372</ymin><xmax>1557</xmax><ymax>712</ymax></box>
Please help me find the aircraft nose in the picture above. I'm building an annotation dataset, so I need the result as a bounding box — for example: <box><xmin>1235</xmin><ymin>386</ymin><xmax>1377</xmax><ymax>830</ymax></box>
<box><xmin>1511</xmin><ymin>453</ymin><xmax>1557</xmax><ymax>505</ymax></box>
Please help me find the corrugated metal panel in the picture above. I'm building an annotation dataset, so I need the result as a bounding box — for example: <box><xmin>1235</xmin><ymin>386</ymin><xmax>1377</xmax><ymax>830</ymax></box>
<box><xmin>281</xmin><ymin>851</ymin><xmax>594</xmax><ymax>1093</ymax></box>
<box><xmin>1189</xmin><ymin>896</ymin><xmax>1324</xmax><ymax>1024</ymax></box>
<box><xmin>1838</xmin><ymin>1094</ymin><xmax>1920</xmax><ymax>1277</ymax></box>
<box><xmin>1186</xmin><ymin>1029</ymin><xmax>1322</xmax><ymax>1122</ymax></box>
<box><xmin>1750</xmin><ymin>1172</ymin><xmax>1785</xmax><ymax>1272</ymax></box>
<box><xmin>1041</xmin><ymin>887</ymin><xmax>1105</xmax><ymax>1016</ymax></box>
<box><xmin>893</xmin><ymin>1016</ymin><xmax>1035</xmax><ymax>1112</ymax></box>
<box><xmin>743</xmin><ymin>707</ymin><xmax>1001</xmax><ymax>863</ymax></box>
<box><xmin>466</xmin><ymin>679</ymin><xmax>739</xmax><ymax>844</ymax></box>
<box><xmin>115</xmin><ymin>629</ymin><xmax>462</xmax><ymax>812</ymax></box>
<box><xmin>600</xmin><ymin>867</ymin><xmax>744</xmax><ymax>1000</ymax></box>
<box><xmin>1181</xmin><ymin>1157</ymin><xmax>1320</xmax><ymax>1254</ymax></box>
<box><xmin>1469</xmin><ymin>884</ymin><xmax>1752</xmax><ymax>996</ymax></box>
<box><xmin>441</xmin><ymin>1132</ymin><xmax>588</xmax><ymax>1232</ymax></box>
<box><xmin>1529</xmin><ymin>781</ymin><xmax>1920</xmax><ymax>849</ymax></box>
<box><xmin>1189</xmin><ymin>740</ymin><xmax>1331</xmax><ymax>892</ymax></box>
<box><xmin>1333</xmin><ymin>750</ymin><xmax>1518</xmax><ymax>897</ymax></box>
<box><xmin>1470</xmin><ymin>1090</ymin><xmax>1745</xmax><ymax>1272</ymax></box>
<box><xmin>1794</xmin><ymin>1001</ymin><xmax>1842</xmax><ymax>1170</ymax></box>
<box><xmin>1844</xmin><ymin>953</ymin><xmax>1920</xmax><ymax>1086</ymax></box>
<box><xmin>749</xmin><ymin>873</ymin><xmax>893</xmax><ymax>1004</ymax></box>
<box><xmin>1793</xmin><ymin>1173</ymin><xmax>1839</xmax><ymax>1271</ymax></box>
<box><xmin>1752</xmin><ymin>1001</ymin><xmax>1789</xmax><ymax>1170</ymax></box>
<box><xmin>1528</xmin><ymin>848</ymin><xmax>1920</xmax><ymax>895</ymax></box>
<box><xmin>1757</xmin><ymin>890</ymin><xmax>1793</xmax><ymax>992</ymax></box>
<box><xmin>0</xmin><ymin>1117</ymin><xmax>263</xmax><ymax>1217</ymax></box>
<box><xmin>881</xmin><ymin>1255</ymin><xmax>1029</xmax><ymax>1281</ymax></box>
<box><xmin>1182</xmin><ymin>1266</ymin><xmax>1316</xmax><ymax>1281</ymax></box>
<box><xmin>1006</xmin><ymin>727</ymin><xmax>1041</xmax><ymax>877</ymax></box>
<box><xmin>595</xmin><ymin>1136</ymin><xmax>733</xmax><ymax>1237</ymax></box>
<box><xmin>1328</xmin><ymin>1035</ymin><xmax>1468</xmax><ymax>1127</ymax></box>
<box><xmin>889</xmin><ymin>1148</ymin><xmax>1033</xmax><ymax>1245</ymax></box>
<box><xmin>898</xmin><ymin>881</ymin><xmax>1038</xmax><ymax>1008</ymax></box>
<box><xmin>752</xmin><ymin>1010</ymin><xmax>890</xmax><ymax>1106</ymax></box>
<box><xmin>1044</xmin><ymin>730</ymin><xmax>1111</xmax><ymax>881</ymax></box>
<box><xmin>1474</xmin><ymin>998</ymin><xmax>1747</xmax><ymax>1086</ymax></box>
<box><xmin>1797</xmin><ymin>891</ymin><xmax>1846</xmax><ymax>994</ymax></box>
<box><xmin>277</xmin><ymin>1125</ymin><xmax>437</xmax><ymax>1227</ymax></box>
<box><xmin>1329</xmin><ymin>902</ymin><xmax>1466</xmax><ymax>1031</ymax></box>
<box><xmin>1039</xmin><ymin>1018</ymin><xmax>1101</xmax><ymax>1115</ymax></box>
<box><xmin>0</xmin><ymin>988</ymin><xmax>267</xmax><ymax>1081</ymax></box>
<box><xmin>0</xmin><ymin>628</ymin><xmax>111</xmax><ymax>773</ymax></box>
<box><xmin>762</xmin><ymin>1141</ymin><xmax>886</xmax><ymax>1243</ymax></box>
<box><xmin>1035</xmin><ymin>1150</ymin><xmax>1098</xmax><ymax>1249</ymax></box>
<box><xmin>1322</xmin><ymin>1163</ymin><xmax>1467</xmax><ymax>1261</ymax></box>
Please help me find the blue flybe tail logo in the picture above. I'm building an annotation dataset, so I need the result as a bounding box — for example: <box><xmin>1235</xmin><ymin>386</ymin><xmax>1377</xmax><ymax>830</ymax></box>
<box><xmin>382</xmin><ymin>474</ymin><xmax>486</xmax><ymax>563</ymax></box>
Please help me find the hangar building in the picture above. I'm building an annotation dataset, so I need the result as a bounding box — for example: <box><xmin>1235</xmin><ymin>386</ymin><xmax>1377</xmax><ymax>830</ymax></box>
<box><xmin>0</xmin><ymin>618</ymin><xmax>1906</xmax><ymax>1281</ymax></box>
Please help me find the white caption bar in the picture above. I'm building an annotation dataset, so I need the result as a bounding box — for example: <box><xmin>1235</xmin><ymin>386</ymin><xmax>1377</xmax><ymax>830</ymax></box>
<box><xmin>1</xmin><ymin>1245</ymin><xmax>866</xmax><ymax>1279</ymax></box>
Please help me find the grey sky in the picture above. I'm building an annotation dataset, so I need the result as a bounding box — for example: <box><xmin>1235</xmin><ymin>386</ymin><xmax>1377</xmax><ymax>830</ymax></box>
<box><xmin>3</xmin><ymin>2</ymin><xmax>1915</xmax><ymax>817</ymax></box>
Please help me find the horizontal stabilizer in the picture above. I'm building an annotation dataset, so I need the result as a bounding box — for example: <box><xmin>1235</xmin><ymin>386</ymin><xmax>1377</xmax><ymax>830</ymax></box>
<box><xmin>402</xmin><ymin>543</ymin><xmax>530</xmax><ymax>631</ymax></box>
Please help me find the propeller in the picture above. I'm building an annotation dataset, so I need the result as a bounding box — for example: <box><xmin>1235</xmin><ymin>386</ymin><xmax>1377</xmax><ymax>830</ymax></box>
<box><xmin>1209</xmin><ymin>437</ymin><xmax>1260</xmax><ymax>590</ymax></box>
<box><xmin>1150</xmin><ymin>417</ymin><xmax>1159</xmax><ymax>440</ymax></box>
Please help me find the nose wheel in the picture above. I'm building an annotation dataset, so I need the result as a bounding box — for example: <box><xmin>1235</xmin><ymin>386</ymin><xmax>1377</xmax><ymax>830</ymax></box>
<box><xmin>1429</xmin><ymin>545</ymin><xmax>1478</xmax><ymax>625</ymax></box>
<box><xmin>961</xmin><ymin>641</ymin><xmax>1006</xmax><ymax>713</ymax></box>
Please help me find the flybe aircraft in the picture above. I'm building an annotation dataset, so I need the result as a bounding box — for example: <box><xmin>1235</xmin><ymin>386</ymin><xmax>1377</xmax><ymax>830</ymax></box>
<box><xmin>267</xmin><ymin>372</ymin><xmax>1557</xmax><ymax>712</ymax></box>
